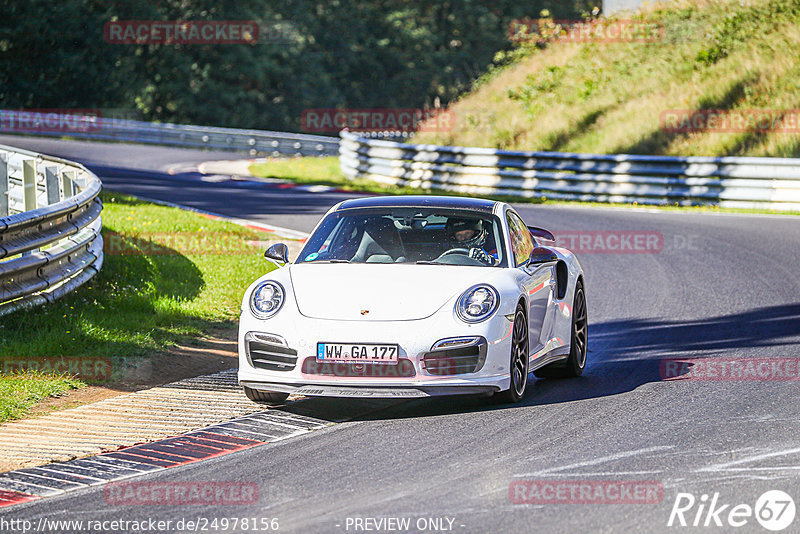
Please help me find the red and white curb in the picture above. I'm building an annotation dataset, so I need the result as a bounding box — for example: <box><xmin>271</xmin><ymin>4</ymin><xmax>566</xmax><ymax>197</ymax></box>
<box><xmin>0</xmin><ymin>410</ymin><xmax>329</xmax><ymax>509</ymax></box>
<box><xmin>0</xmin><ymin>186</ymin><xmax>350</xmax><ymax>509</ymax></box>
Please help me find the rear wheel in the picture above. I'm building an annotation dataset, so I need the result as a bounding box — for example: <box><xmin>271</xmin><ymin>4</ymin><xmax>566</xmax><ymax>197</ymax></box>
<box><xmin>533</xmin><ymin>280</ymin><xmax>587</xmax><ymax>378</ymax></box>
<box><xmin>494</xmin><ymin>304</ymin><xmax>529</xmax><ymax>403</ymax></box>
<box><xmin>243</xmin><ymin>386</ymin><xmax>290</xmax><ymax>405</ymax></box>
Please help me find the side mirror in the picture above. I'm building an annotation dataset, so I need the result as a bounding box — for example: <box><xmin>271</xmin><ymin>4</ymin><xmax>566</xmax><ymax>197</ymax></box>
<box><xmin>527</xmin><ymin>246</ymin><xmax>558</xmax><ymax>267</ymax></box>
<box><xmin>265</xmin><ymin>243</ymin><xmax>289</xmax><ymax>264</ymax></box>
<box><xmin>527</xmin><ymin>226</ymin><xmax>556</xmax><ymax>246</ymax></box>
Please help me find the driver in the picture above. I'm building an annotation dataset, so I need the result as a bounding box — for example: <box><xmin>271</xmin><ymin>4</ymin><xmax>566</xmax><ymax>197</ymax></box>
<box><xmin>446</xmin><ymin>218</ymin><xmax>498</xmax><ymax>265</ymax></box>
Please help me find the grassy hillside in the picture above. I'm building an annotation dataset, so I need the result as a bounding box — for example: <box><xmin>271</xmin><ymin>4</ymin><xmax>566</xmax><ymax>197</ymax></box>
<box><xmin>414</xmin><ymin>0</ymin><xmax>800</xmax><ymax>157</ymax></box>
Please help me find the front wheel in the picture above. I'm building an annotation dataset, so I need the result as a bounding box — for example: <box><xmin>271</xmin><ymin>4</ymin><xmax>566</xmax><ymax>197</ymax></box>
<box><xmin>243</xmin><ymin>386</ymin><xmax>290</xmax><ymax>405</ymax></box>
<box><xmin>493</xmin><ymin>304</ymin><xmax>529</xmax><ymax>403</ymax></box>
<box><xmin>533</xmin><ymin>280</ymin><xmax>587</xmax><ymax>378</ymax></box>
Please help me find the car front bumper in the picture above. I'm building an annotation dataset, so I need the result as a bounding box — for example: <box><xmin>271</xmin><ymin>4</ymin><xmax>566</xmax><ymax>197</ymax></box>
<box><xmin>237</xmin><ymin>306</ymin><xmax>515</xmax><ymax>398</ymax></box>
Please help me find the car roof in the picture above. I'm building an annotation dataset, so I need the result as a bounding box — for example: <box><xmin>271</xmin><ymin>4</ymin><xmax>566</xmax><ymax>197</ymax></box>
<box><xmin>336</xmin><ymin>195</ymin><xmax>498</xmax><ymax>213</ymax></box>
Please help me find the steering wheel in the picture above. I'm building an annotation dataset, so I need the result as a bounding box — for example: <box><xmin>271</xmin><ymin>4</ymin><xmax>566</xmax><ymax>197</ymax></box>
<box><xmin>433</xmin><ymin>248</ymin><xmax>471</xmax><ymax>262</ymax></box>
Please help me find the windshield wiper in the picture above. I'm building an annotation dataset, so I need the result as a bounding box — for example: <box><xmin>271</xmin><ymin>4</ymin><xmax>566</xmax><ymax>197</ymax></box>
<box><xmin>308</xmin><ymin>259</ymin><xmax>351</xmax><ymax>264</ymax></box>
<box><xmin>416</xmin><ymin>260</ymin><xmax>444</xmax><ymax>265</ymax></box>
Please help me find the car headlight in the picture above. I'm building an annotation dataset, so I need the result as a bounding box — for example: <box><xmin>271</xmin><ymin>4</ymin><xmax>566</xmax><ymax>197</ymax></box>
<box><xmin>456</xmin><ymin>284</ymin><xmax>499</xmax><ymax>323</ymax></box>
<box><xmin>250</xmin><ymin>281</ymin><xmax>285</xmax><ymax>319</ymax></box>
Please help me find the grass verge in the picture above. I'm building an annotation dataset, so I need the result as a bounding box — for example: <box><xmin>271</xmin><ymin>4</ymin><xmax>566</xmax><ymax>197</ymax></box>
<box><xmin>0</xmin><ymin>372</ymin><xmax>84</xmax><ymax>423</ymax></box>
<box><xmin>0</xmin><ymin>191</ymin><xmax>279</xmax><ymax>422</ymax></box>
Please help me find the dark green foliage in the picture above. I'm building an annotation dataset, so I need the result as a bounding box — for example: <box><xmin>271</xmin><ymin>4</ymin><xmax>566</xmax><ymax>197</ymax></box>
<box><xmin>0</xmin><ymin>0</ymin><xmax>592</xmax><ymax>131</ymax></box>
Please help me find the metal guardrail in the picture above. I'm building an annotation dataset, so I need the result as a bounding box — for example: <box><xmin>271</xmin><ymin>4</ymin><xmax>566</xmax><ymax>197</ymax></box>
<box><xmin>0</xmin><ymin>110</ymin><xmax>340</xmax><ymax>157</ymax></box>
<box><xmin>339</xmin><ymin>131</ymin><xmax>800</xmax><ymax>211</ymax></box>
<box><xmin>0</xmin><ymin>144</ymin><xmax>103</xmax><ymax>316</ymax></box>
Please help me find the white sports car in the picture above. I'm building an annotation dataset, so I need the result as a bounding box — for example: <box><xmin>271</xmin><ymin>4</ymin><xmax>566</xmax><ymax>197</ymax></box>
<box><xmin>238</xmin><ymin>196</ymin><xmax>587</xmax><ymax>404</ymax></box>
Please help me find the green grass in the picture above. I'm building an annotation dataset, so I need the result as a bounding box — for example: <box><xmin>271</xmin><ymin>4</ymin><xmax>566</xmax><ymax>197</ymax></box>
<box><xmin>249</xmin><ymin>157</ymin><xmax>440</xmax><ymax>196</ymax></box>
<box><xmin>0</xmin><ymin>372</ymin><xmax>84</xmax><ymax>423</ymax></box>
<box><xmin>0</xmin><ymin>191</ymin><xmax>279</xmax><ymax>419</ymax></box>
<box><xmin>413</xmin><ymin>0</ymin><xmax>800</xmax><ymax>158</ymax></box>
<box><xmin>249</xmin><ymin>157</ymin><xmax>800</xmax><ymax>215</ymax></box>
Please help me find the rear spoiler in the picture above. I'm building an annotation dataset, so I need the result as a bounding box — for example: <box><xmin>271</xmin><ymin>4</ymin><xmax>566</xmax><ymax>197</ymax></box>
<box><xmin>527</xmin><ymin>226</ymin><xmax>556</xmax><ymax>247</ymax></box>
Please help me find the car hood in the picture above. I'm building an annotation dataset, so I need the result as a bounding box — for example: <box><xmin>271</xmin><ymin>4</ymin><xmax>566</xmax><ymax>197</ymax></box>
<box><xmin>288</xmin><ymin>264</ymin><xmax>496</xmax><ymax>321</ymax></box>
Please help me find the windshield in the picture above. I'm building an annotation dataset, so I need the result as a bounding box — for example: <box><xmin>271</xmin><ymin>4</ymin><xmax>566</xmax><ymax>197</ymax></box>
<box><xmin>297</xmin><ymin>208</ymin><xmax>507</xmax><ymax>267</ymax></box>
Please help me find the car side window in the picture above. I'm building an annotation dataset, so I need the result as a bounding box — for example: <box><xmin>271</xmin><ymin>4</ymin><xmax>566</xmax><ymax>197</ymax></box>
<box><xmin>506</xmin><ymin>211</ymin><xmax>535</xmax><ymax>267</ymax></box>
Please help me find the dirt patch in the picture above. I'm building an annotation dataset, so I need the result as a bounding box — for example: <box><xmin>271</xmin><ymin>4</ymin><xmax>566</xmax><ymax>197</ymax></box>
<box><xmin>27</xmin><ymin>325</ymin><xmax>240</xmax><ymax>419</ymax></box>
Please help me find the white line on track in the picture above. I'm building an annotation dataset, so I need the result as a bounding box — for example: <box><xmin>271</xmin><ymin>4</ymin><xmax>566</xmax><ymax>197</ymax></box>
<box><xmin>696</xmin><ymin>447</ymin><xmax>800</xmax><ymax>472</ymax></box>
<box><xmin>513</xmin><ymin>445</ymin><xmax>674</xmax><ymax>477</ymax></box>
<box><xmin>517</xmin><ymin>470</ymin><xmax>664</xmax><ymax>477</ymax></box>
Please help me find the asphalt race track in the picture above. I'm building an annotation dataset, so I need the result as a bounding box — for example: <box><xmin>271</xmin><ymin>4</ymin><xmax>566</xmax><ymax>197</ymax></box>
<box><xmin>2</xmin><ymin>135</ymin><xmax>799</xmax><ymax>533</ymax></box>
<box><xmin>0</xmin><ymin>135</ymin><xmax>354</xmax><ymax>234</ymax></box>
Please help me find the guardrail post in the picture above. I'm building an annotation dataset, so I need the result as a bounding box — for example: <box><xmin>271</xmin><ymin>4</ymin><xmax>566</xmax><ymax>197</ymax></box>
<box><xmin>62</xmin><ymin>170</ymin><xmax>76</xmax><ymax>198</ymax></box>
<box><xmin>22</xmin><ymin>159</ymin><xmax>37</xmax><ymax>211</ymax></box>
<box><xmin>45</xmin><ymin>166</ymin><xmax>60</xmax><ymax>206</ymax></box>
<box><xmin>0</xmin><ymin>154</ymin><xmax>7</xmax><ymax>217</ymax></box>
<box><xmin>21</xmin><ymin>158</ymin><xmax>39</xmax><ymax>257</ymax></box>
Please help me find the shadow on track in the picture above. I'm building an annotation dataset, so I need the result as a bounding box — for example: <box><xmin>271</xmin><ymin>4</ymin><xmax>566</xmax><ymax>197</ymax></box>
<box><xmin>277</xmin><ymin>303</ymin><xmax>800</xmax><ymax>421</ymax></box>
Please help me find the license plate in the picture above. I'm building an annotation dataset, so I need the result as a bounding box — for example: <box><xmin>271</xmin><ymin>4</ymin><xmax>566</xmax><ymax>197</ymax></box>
<box><xmin>316</xmin><ymin>343</ymin><xmax>399</xmax><ymax>364</ymax></box>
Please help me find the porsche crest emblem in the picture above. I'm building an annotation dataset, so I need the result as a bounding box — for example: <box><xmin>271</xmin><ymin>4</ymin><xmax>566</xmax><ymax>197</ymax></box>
<box><xmin>360</xmin><ymin>309</ymin><xmax>370</xmax><ymax>315</ymax></box>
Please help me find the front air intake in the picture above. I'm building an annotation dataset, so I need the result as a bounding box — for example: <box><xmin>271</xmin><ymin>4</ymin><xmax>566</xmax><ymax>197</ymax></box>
<box><xmin>421</xmin><ymin>337</ymin><xmax>487</xmax><ymax>375</ymax></box>
<box><xmin>245</xmin><ymin>332</ymin><xmax>298</xmax><ymax>372</ymax></box>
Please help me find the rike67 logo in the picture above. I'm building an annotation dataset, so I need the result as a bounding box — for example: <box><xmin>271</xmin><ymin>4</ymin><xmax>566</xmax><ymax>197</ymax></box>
<box><xmin>668</xmin><ymin>490</ymin><xmax>796</xmax><ymax>531</ymax></box>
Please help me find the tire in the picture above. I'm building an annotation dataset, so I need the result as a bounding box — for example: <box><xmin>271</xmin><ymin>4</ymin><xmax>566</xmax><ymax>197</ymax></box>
<box><xmin>493</xmin><ymin>304</ymin><xmax>529</xmax><ymax>403</ymax></box>
<box><xmin>243</xmin><ymin>386</ymin><xmax>290</xmax><ymax>405</ymax></box>
<box><xmin>533</xmin><ymin>279</ymin><xmax>587</xmax><ymax>379</ymax></box>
